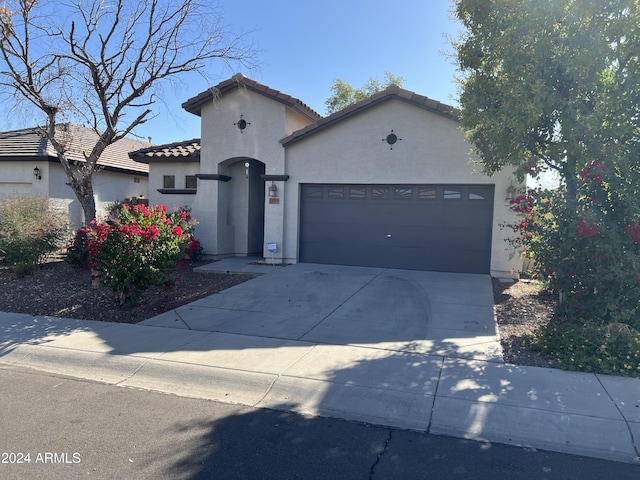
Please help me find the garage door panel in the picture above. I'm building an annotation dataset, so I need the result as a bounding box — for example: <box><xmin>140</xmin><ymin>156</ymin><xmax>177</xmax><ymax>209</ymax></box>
<box><xmin>302</xmin><ymin>203</ymin><xmax>403</xmax><ymax>226</ymax></box>
<box><xmin>300</xmin><ymin>242</ymin><xmax>489</xmax><ymax>274</ymax></box>
<box><xmin>384</xmin><ymin>246</ymin><xmax>489</xmax><ymax>273</ymax></box>
<box><xmin>303</xmin><ymin>202</ymin><xmax>492</xmax><ymax>229</ymax></box>
<box><xmin>300</xmin><ymin>184</ymin><xmax>494</xmax><ymax>274</ymax></box>
<box><xmin>300</xmin><ymin>221</ymin><xmax>490</xmax><ymax>252</ymax></box>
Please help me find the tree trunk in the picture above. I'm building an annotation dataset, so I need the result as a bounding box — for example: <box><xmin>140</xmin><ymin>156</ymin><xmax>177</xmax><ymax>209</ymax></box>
<box><xmin>43</xmin><ymin>122</ymin><xmax>99</xmax><ymax>225</ymax></box>
<box><xmin>76</xmin><ymin>178</ymin><xmax>97</xmax><ymax>224</ymax></box>
<box><xmin>565</xmin><ymin>166</ymin><xmax>578</xmax><ymax>201</ymax></box>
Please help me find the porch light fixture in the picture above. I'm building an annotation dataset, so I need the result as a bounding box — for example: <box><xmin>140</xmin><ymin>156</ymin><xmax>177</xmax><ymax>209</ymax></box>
<box><xmin>382</xmin><ymin>130</ymin><xmax>402</xmax><ymax>150</ymax></box>
<box><xmin>268</xmin><ymin>182</ymin><xmax>278</xmax><ymax>197</ymax></box>
<box><xmin>234</xmin><ymin>115</ymin><xmax>250</xmax><ymax>132</ymax></box>
<box><xmin>33</xmin><ymin>166</ymin><xmax>41</xmax><ymax>180</ymax></box>
<box><xmin>505</xmin><ymin>183</ymin><xmax>516</xmax><ymax>201</ymax></box>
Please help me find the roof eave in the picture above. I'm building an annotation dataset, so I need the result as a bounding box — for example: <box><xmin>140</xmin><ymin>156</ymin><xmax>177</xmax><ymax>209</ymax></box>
<box><xmin>281</xmin><ymin>91</ymin><xmax>459</xmax><ymax>147</ymax></box>
<box><xmin>182</xmin><ymin>76</ymin><xmax>321</xmax><ymax>122</ymax></box>
<box><xmin>131</xmin><ymin>155</ymin><xmax>200</xmax><ymax>164</ymax></box>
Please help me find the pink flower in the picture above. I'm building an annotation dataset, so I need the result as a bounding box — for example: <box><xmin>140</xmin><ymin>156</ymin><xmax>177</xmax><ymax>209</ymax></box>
<box><xmin>133</xmin><ymin>204</ymin><xmax>150</xmax><ymax>216</ymax></box>
<box><xmin>172</xmin><ymin>226</ymin><xmax>183</xmax><ymax>236</ymax></box>
<box><xmin>578</xmin><ymin>220</ymin><xmax>598</xmax><ymax>237</ymax></box>
<box><xmin>579</xmin><ymin>161</ymin><xmax>607</xmax><ymax>184</ymax></box>
<box><xmin>622</xmin><ymin>223</ymin><xmax>640</xmax><ymax>244</ymax></box>
<box><xmin>141</xmin><ymin>225</ymin><xmax>159</xmax><ymax>240</ymax></box>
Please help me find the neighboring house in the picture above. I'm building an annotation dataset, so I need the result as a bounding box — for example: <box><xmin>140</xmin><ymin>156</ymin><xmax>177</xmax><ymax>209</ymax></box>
<box><xmin>0</xmin><ymin>123</ymin><xmax>150</xmax><ymax>229</ymax></box>
<box><xmin>137</xmin><ymin>74</ymin><xmax>522</xmax><ymax>277</ymax></box>
<box><xmin>128</xmin><ymin>138</ymin><xmax>200</xmax><ymax>210</ymax></box>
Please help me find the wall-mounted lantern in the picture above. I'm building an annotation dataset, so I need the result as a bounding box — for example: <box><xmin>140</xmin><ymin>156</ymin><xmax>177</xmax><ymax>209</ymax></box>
<box><xmin>505</xmin><ymin>183</ymin><xmax>516</xmax><ymax>201</ymax></box>
<box><xmin>33</xmin><ymin>166</ymin><xmax>42</xmax><ymax>180</ymax></box>
<box><xmin>269</xmin><ymin>182</ymin><xmax>278</xmax><ymax>198</ymax></box>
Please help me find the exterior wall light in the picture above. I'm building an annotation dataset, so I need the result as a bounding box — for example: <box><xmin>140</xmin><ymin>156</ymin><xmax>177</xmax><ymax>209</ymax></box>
<box><xmin>33</xmin><ymin>166</ymin><xmax>42</xmax><ymax>180</ymax></box>
<box><xmin>269</xmin><ymin>182</ymin><xmax>278</xmax><ymax>197</ymax></box>
<box><xmin>506</xmin><ymin>184</ymin><xmax>516</xmax><ymax>201</ymax></box>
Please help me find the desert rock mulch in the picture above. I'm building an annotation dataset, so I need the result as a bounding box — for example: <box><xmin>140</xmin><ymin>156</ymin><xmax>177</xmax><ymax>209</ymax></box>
<box><xmin>0</xmin><ymin>260</ymin><xmax>255</xmax><ymax>324</ymax></box>
<box><xmin>493</xmin><ymin>277</ymin><xmax>557</xmax><ymax>367</ymax></box>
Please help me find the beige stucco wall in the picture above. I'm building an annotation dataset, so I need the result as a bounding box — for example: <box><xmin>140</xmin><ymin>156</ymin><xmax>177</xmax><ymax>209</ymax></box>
<box><xmin>199</xmin><ymin>88</ymin><xmax>288</xmax><ymax>171</ymax></box>
<box><xmin>93</xmin><ymin>169</ymin><xmax>148</xmax><ymax>220</ymax></box>
<box><xmin>192</xmin><ymin>87</ymin><xmax>314</xmax><ymax>257</ymax></box>
<box><xmin>0</xmin><ymin>160</ymin><xmax>148</xmax><ymax>229</ymax></box>
<box><xmin>0</xmin><ymin>160</ymin><xmax>44</xmax><ymax>198</ymax></box>
<box><xmin>145</xmin><ymin>161</ymin><xmax>199</xmax><ymax>210</ymax></box>
<box><xmin>282</xmin><ymin>99</ymin><xmax>521</xmax><ymax>277</ymax></box>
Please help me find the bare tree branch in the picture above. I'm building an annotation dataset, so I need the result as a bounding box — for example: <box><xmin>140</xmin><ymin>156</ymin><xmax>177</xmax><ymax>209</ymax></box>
<box><xmin>0</xmin><ymin>0</ymin><xmax>257</xmax><ymax>222</ymax></box>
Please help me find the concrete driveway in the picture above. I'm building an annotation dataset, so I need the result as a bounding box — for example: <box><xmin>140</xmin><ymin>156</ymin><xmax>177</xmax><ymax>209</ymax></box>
<box><xmin>2</xmin><ymin>259</ymin><xmax>639</xmax><ymax>463</ymax></box>
<box><xmin>141</xmin><ymin>261</ymin><xmax>503</xmax><ymax>362</ymax></box>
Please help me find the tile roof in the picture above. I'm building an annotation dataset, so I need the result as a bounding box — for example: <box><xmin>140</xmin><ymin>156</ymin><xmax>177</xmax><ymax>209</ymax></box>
<box><xmin>129</xmin><ymin>138</ymin><xmax>200</xmax><ymax>163</ymax></box>
<box><xmin>182</xmin><ymin>73</ymin><xmax>322</xmax><ymax>121</ymax></box>
<box><xmin>280</xmin><ymin>84</ymin><xmax>460</xmax><ymax>146</ymax></box>
<box><xmin>0</xmin><ymin>124</ymin><xmax>149</xmax><ymax>174</ymax></box>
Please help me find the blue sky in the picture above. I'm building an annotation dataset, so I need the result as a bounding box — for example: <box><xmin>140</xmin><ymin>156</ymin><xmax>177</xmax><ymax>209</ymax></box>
<box><xmin>138</xmin><ymin>0</ymin><xmax>463</xmax><ymax>145</ymax></box>
<box><xmin>1</xmin><ymin>0</ymin><xmax>463</xmax><ymax>146</ymax></box>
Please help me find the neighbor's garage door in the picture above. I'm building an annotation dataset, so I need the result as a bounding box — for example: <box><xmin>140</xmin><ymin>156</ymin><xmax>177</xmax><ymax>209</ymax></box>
<box><xmin>299</xmin><ymin>184</ymin><xmax>494</xmax><ymax>274</ymax></box>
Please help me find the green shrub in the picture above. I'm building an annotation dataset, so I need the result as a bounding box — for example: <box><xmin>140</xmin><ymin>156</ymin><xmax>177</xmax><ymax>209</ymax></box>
<box><xmin>505</xmin><ymin>155</ymin><xmax>640</xmax><ymax>376</ymax></box>
<box><xmin>66</xmin><ymin>228</ymin><xmax>91</xmax><ymax>268</ymax></box>
<box><xmin>0</xmin><ymin>195</ymin><xmax>70</xmax><ymax>273</ymax></box>
<box><xmin>530</xmin><ymin>320</ymin><xmax>640</xmax><ymax>377</ymax></box>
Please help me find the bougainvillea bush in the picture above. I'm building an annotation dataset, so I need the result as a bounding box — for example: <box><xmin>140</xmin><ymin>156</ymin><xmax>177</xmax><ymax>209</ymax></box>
<box><xmin>78</xmin><ymin>204</ymin><xmax>199</xmax><ymax>306</ymax></box>
<box><xmin>507</xmin><ymin>157</ymin><xmax>640</xmax><ymax>376</ymax></box>
<box><xmin>184</xmin><ymin>235</ymin><xmax>205</xmax><ymax>261</ymax></box>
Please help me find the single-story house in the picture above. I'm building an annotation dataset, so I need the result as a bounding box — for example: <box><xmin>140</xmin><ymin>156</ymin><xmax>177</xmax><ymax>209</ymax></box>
<box><xmin>0</xmin><ymin>123</ymin><xmax>150</xmax><ymax>228</ymax></box>
<box><xmin>132</xmin><ymin>74</ymin><xmax>522</xmax><ymax>277</ymax></box>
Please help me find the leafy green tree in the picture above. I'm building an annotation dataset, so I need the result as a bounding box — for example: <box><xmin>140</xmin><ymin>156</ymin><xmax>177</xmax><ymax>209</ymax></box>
<box><xmin>453</xmin><ymin>0</ymin><xmax>640</xmax><ymax>200</ymax></box>
<box><xmin>453</xmin><ymin>0</ymin><xmax>640</xmax><ymax>375</ymax></box>
<box><xmin>324</xmin><ymin>72</ymin><xmax>404</xmax><ymax>114</ymax></box>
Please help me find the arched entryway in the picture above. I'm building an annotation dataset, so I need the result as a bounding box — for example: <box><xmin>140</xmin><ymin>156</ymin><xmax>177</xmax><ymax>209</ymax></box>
<box><xmin>218</xmin><ymin>157</ymin><xmax>265</xmax><ymax>256</ymax></box>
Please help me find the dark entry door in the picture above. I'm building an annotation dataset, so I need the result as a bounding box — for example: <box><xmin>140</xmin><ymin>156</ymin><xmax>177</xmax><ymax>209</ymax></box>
<box><xmin>299</xmin><ymin>184</ymin><xmax>494</xmax><ymax>274</ymax></box>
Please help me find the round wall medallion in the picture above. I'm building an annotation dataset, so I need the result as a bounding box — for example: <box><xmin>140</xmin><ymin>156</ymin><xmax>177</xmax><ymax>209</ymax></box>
<box><xmin>234</xmin><ymin>115</ymin><xmax>251</xmax><ymax>132</ymax></box>
<box><xmin>382</xmin><ymin>130</ymin><xmax>402</xmax><ymax>149</ymax></box>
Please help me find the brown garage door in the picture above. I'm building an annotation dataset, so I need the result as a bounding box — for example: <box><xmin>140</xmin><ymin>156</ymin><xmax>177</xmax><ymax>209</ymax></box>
<box><xmin>299</xmin><ymin>184</ymin><xmax>494</xmax><ymax>274</ymax></box>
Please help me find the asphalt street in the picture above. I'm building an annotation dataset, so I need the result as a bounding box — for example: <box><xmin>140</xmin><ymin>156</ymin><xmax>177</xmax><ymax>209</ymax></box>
<box><xmin>1</xmin><ymin>365</ymin><xmax>638</xmax><ymax>480</ymax></box>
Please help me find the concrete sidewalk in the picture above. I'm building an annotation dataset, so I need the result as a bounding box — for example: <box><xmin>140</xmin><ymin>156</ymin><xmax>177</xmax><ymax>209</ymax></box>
<box><xmin>0</xmin><ymin>259</ymin><xmax>638</xmax><ymax>465</ymax></box>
